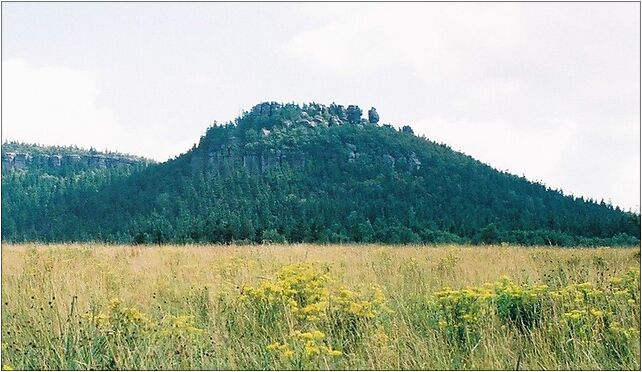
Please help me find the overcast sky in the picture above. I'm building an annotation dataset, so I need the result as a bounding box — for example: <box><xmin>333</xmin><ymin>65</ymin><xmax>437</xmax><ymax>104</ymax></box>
<box><xmin>2</xmin><ymin>2</ymin><xmax>640</xmax><ymax>210</ymax></box>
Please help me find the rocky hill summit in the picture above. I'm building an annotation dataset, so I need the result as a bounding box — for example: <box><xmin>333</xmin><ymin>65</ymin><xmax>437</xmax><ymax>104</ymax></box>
<box><xmin>189</xmin><ymin>102</ymin><xmax>420</xmax><ymax>175</ymax></box>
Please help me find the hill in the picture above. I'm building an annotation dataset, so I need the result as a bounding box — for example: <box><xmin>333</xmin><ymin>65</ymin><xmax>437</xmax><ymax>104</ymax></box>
<box><xmin>1</xmin><ymin>102</ymin><xmax>639</xmax><ymax>245</ymax></box>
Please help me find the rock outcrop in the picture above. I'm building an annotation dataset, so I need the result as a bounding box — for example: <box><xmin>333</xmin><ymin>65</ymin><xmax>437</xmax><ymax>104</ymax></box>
<box><xmin>191</xmin><ymin>141</ymin><xmax>421</xmax><ymax>175</ymax></box>
<box><xmin>2</xmin><ymin>152</ymin><xmax>148</xmax><ymax>171</ymax></box>
<box><xmin>368</xmin><ymin>107</ymin><xmax>380</xmax><ymax>124</ymax></box>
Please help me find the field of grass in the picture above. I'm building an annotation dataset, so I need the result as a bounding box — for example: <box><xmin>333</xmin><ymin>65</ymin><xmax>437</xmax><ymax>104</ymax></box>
<box><xmin>1</xmin><ymin>244</ymin><xmax>640</xmax><ymax>370</ymax></box>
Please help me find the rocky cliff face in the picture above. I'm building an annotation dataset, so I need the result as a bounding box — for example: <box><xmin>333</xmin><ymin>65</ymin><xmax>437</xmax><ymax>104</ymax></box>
<box><xmin>190</xmin><ymin>145</ymin><xmax>308</xmax><ymax>176</ymax></box>
<box><xmin>2</xmin><ymin>152</ymin><xmax>148</xmax><ymax>171</ymax></box>
<box><xmin>190</xmin><ymin>140</ymin><xmax>421</xmax><ymax>175</ymax></box>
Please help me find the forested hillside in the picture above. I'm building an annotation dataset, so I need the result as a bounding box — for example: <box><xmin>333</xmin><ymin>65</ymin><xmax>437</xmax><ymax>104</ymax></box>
<box><xmin>2</xmin><ymin>102</ymin><xmax>639</xmax><ymax>245</ymax></box>
<box><xmin>1</xmin><ymin>143</ymin><xmax>152</xmax><ymax>241</ymax></box>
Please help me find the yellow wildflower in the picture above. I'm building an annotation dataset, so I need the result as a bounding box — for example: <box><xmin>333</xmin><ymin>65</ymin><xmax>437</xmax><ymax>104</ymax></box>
<box><xmin>590</xmin><ymin>309</ymin><xmax>604</xmax><ymax>318</ymax></box>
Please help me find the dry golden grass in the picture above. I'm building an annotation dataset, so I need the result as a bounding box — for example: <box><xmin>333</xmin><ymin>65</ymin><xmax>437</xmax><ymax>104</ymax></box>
<box><xmin>1</xmin><ymin>243</ymin><xmax>640</xmax><ymax>370</ymax></box>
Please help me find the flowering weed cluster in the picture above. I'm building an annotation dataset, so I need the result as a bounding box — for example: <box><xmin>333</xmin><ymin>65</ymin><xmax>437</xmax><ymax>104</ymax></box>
<box><xmin>239</xmin><ymin>263</ymin><xmax>391</xmax><ymax>367</ymax></box>
<box><xmin>420</xmin><ymin>267</ymin><xmax>640</xmax><ymax>367</ymax></box>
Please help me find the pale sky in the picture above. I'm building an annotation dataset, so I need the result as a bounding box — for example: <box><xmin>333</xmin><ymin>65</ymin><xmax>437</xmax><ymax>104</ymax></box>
<box><xmin>2</xmin><ymin>2</ymin><xmax>640</xmax><ymax>211</ymax></box>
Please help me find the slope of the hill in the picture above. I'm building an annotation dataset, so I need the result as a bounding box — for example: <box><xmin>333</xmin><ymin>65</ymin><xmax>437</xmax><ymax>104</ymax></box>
<box><xmin>1</xmin><ymin>103</ymin><xmax>639</xmax><ymax>245</ymax></box>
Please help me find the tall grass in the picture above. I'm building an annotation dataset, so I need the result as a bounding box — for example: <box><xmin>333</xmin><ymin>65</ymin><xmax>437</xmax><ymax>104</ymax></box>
<box><xmin>1</xmin><ymin>244</ymin><xmax>640</xmax><ymax>370</ymax></box>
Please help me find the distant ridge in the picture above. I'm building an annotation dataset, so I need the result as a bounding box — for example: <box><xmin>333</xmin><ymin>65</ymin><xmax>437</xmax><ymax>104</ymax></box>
<box><xmin>2</xmin><ymin>141</ymin><xmax>153</xmax><ymax>172</ymax></box>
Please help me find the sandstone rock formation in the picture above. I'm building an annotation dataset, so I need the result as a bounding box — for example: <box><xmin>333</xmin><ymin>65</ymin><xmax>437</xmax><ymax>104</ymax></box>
<box><xmin>2</xmin><ymin>152</ymin><xmax>147</xmax><ymax>172</ymax></box>
<box><xmin>368</xmin><ymin>107</ymin><xmax>380</xmax><ymax>124</ymax></box>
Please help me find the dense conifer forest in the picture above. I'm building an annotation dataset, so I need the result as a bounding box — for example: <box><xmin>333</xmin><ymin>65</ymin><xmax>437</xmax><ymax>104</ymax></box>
<box><xmin>2</xmin><ymin>102</ymin><xmax>639</xmax><ymax>246</ymax></box>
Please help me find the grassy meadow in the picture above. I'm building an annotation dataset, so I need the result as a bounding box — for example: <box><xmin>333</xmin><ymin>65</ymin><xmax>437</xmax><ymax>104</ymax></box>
<box><xmin>1</xmin><ymin>243</ymin><xmax>640</xmax><ymax>370</ymax></box>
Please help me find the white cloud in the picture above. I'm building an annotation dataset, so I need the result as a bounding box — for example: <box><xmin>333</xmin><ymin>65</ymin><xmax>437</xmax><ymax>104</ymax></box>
<box><xmin>2</xmin><ymin>59</ymin><xmax>127</xmax><ymax>153</ymax></box>
<box><xmin>1</xmin><ymin>58</ymin><xmax>194</xmax><ymax>160</ymax></box>
<box><xmin>285</xmin><ymin>3</ymin><xmax>523</xmax><ymax>81</ymax></box>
